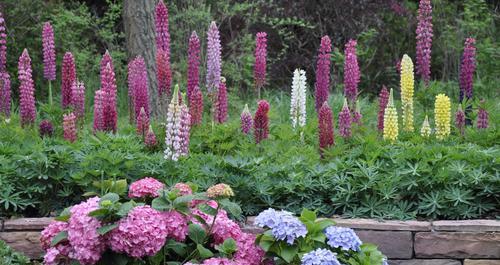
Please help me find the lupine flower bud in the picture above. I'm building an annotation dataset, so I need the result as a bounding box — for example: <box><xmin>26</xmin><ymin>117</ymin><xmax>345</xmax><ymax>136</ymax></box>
<box><xmin>459</xmin><ymin>38</ymin><xmax>476</xmax><ymax>102</ymax></box>
<box><xmin>156</xmin><ymin>44</ymin><xmax>171</xmax><ymax>97</ymax></box>
<box><xmin>215</xmin><ymin>79</ymin><xmax>227</xmax><ymax>124</ymax></box>
<box><xmin>416</xmin><ymin>0</ymin><xmax>433</xmax><ymax>84</ymax></box>
<box><xmin>241</xmin><ymin>104</ymin><xmax>253</xmax><ymax>134</ymax></box>
<box><xmin>189</xmin><ymin>85</ymin><xmax>203</xmax><ymax>125</ymax></box>
<box><xmin>315</xmin><ymin>35</ymin><xmax>332</xmax><ymax>112</ymax></box>
<box><xmin>254</xmin><ymin>32</ymin><xmax>267</xmax><ymax>93</ymax></box>
<box><xmin>0</xmin><ymin>10</ymin><xmax>6</xmax><ymax>72</ymax></box>
<box><xmin>42</xmin><ymin>22</ymin><xmax>56</xmax><ymax>81</ymax></box>
<box><xmin>145</xmin><ymin>125</ymin><xmax>157</xmax><ymax>148</ymax></box>
<box><xmin>61</xmin><ymin>52</ymin><xmax>76</xmax><ymax>108</ymax></box>
<box><xmin>63</xmin><ymin>112</ymin><xmax>77</xmax><ymax>143</ymax></box>
<box><xmin>434</xmin><ymin>93</ymin><xmax>451</xmax><ymax>140</ymax></box>
<box><xmin>344</xmin><ymin>39</ymin><xmax>360</xmax><ymax>110</ymax></box>
<box><xmin>400</xmin><ymin>54</ymin><xmax>414</xmax><ymax>132</ymax></box>
<box><xmin>39</xmin><ymin>120</ymin><xmax>54</xmax><ymax>137</ymax></box>
<box><xmin>187</xmin><ymin>31</ymin><xmax>200</xmax><ymax>99</ymax></box>
<box><xmin>290</xmin><ymin>69</ymin><xmax>307</xmax><ymax>129</ymax></box>
<box><xmin>93</xmin><ymin>90</ymin><xmax>105</xmax><ymax>133</ymax></box>
<box><xmin>155</xmin><ymin>0</ymin><xmax>170</xmax><ymax>52</ymax></box>
<box><xmin>130</xmin><ymin>57</ymin><xmax>149</xmax><ymax>122</ymax></box>
<box><xmin>101</xmin><ymin>63</ymin><xmax>117</xmax><ymax>133</ymax></box>
<box><xmin>165</xmin><ymin>85</ymin><xmax>191</xmax><ymax>161</ymax></box>
<box><xmin>18</xmin><ymin>49</ymin><xmax>36</xmax><ymax>126</ymax></box>
<box><xmin>206</xmin><ymin>21</ymin><xmax>221</xmax><ymax>94</ymax></box>
<box><xmin>319</xmin><ymin>102</ymin><xmax>334</xmax><ymax>156</ymax></box>
<box><xmin>71</xmin><ymin>80</ymin><xmax>85</xmax><ymax>120</ymax></box>
<box><xmin>0</xmin><ymin>72</ymin><xmax>10</xmax><ymax>117</ymax></box>
<box><xmin>352</xmin><ymin>103</ymin><xmax>362</xmax><ymax>126</ymax></box>
<box><xmin>420</xmin><ymin>115</ymin><xmax>431</xmax><ymax>138</ymax></box>
<box><xmin>137</xmin><ymin>107</ymin><xmax>149</xmax><ymax>137</ymax></box>
<box><xmin>477</xmin><ymin>100</ymin><xmax>489</xmax><ymax>129</ymax></box>
<box><xmin>254</xmin><ymin>100</ymin><xmax>270</xmax><ymax>144</ymax></box>
<box><xmin>100</xmin><ymin>50</ymin><xmax>114</xmax><ymax>76</ymax></box>
<box><xmin>338</xmin><ymin>98</ymin><xmax>352</xmax><ymax>138</ymax></box>
<box><xmin>455</xmin><ymin>105</ymin><xmax>465</xmax><ymax>135</ymax></box>
<box><xmin>383</xmin><ymin>89</ymin><xmax>399</xmax><ymax>142</ymax></box>
<box><xmin>377</xmin><ymin>86</ymin><xmax>389</xmax><ymax>132</ymax></box>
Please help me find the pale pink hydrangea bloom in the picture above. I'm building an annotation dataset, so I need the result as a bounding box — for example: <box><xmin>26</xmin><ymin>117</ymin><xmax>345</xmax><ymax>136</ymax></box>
<box><xmin>128</xmin><ymin>177</ymin><xmax>165</xmax><ymax>198</ymax></box>
<box><xmin>162</xmin><ymin>210</ymin><xmax>189</xmax><ymax>242</ymax></box>
<box><xmin>173</xmin><ymin>182</ymin><xmax>193</xmax><ymax>196</ymax></box>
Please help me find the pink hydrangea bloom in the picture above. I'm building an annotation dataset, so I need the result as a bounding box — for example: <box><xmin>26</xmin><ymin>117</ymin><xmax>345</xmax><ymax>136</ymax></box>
<box><xmin>189</xmin><ymin>85</ymin><xmax>204</xmax><ymax>125</ymax></box>
<box><xmin>202</xmin><ymin>258</ymin><xmax>238</xmax><ymax>265</ymax></box>
<box><xmin>173</xmin><ymin>182</ymin><xmax>193</xmax><ymax>196</ymax></box>
<box><xmin>18</xmin><ymin>49</ymin><xmax>36</xmax><ymax>126</ymax></box>
<box><xmin>254</xmin><ymin>32</ymin><xmax>267</xmax><ymax>92</ymax></box>
<box><xmin>343</xmin><ymin>39</ymin><xmax>360</xmax><ymax>109</ymax></box>
<box><xmin>0</xmin><ymin>10</ymin><xmax>7</xmax><ymax>72</ymax></box>
<box><xmin>67</xmin><ymin>197</ymin><xmax>105</xmax><ymax>265</ymax></box>
<box><xmin>416</xmin><ymin>0</ymin><xmax>433</xmax><ymax>84</ymax></box>
<box><xmin>211</xmin><ymin>215</ymin><xmax>242</xmax><ymax>245</ymax></box>
<box><xmin>162</xmin><ymin>210</ymin><xmax>189</xmax><ymax>241</ymax></box>
<box><xmin>61</xmin><ymin>52</ymin><xmax>76</xmax><ymax>109</ymax></box>
<box><xmin>41</xmin><ymin>221</ymin><xmax>69</xmax><ymax>250</ymax></box>
<box><xmin>315</xmin><ymin>35</ymin><xmax>332</xmax><ymax>112</ymax></box>
<box><xmin>187</xmin><ymin>31</ymin><xmax>201</xmax><ymax>99</ymax></box>
<box><xmin>63</xmin><ymin>112</ymin><xmax>77</xmax><ymax>143</ymax></box>
<box><xmin>234</xmin><ymin>233</ymin><xmax>265</xmax><ymax>265</ymax></box>
<box><xmin>0</xmin><ymin>72</ymin><xmax>11</xmax><ymax>117</ymax></box>
<box><xmin>215</xmin><ymin>80</ymin><xmax>228</xmax><ymax>124</ymax></box>
<box><xmin>108</xmin><ymin>206</ymin><xmax>168</xmax><ymax>258</ymax></box>
<box><xmin>206</xmin><ymin>21</ymin><xmax>222</xmax><ymax>94</ymax></box>
<box><xmin>128</xmin><ymin>177</ymin><xmax>165</xmax><ymax>198</ymax></box>
<box><xmin>43</xmin><ymin>247</ymin><xmax>68</xmax><ymax>265</ymax></box>
<box><xmin>42</xmin><ymin>22</ymin><xmax>56</xmax><ymax>81</ymax></box>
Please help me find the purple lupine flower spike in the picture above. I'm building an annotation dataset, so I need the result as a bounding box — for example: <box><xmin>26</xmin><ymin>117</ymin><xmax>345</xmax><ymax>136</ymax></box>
<box><xmin>187</xmin><ymin>31</ymin><xmax>200</xmax><ymax>99</ymax></box>
<box><xmin>206</xmin><ymin>21</ymin><xmax>222</xmax><ymax>94</ymax></box>
<box><xmin>18</xmin><ymin>49</ymin><xmax>36</xmax><ymax>126</ymax></box>
<box><xmin>42</xmin><ymin>22</ymin><xmax>56</xmax><ymax>81</ymax></box>
<box><xmin>315</xmin><ymin>35</ymin><xmax>332</xmax><ymax>112</ymax></box>
<box><xmin>343</xmin><ymin>39</ymin><xmax>360</xmax><ymax>110</ymax></box>
<box><xmin>0</xmin><ymin>9</ymin><xmax>7</xmax><ymax>72</ymax></box>
<box><xmin>459</xmin><ymin>38</ymin><xmax>476</xmax><ymax>102</ymax></box>
<box><xmin>61</xmin><ymin>52</ymin><xmax>76</xmax><ymax>108</ymax></box>
<box><xmin>338</xmin><ymin>98</ymin><xmax>352</xmax><ymax>138</ymax></box>
<box><xmin>254</xmin><ymin>32</ymin><xmax>267</xmax><ymax>97</ymax></box>
<box><xmin>0</xmin><ymin>72</ymin><xmax>10</xmax><ymax>117</ymax></box>
<box><xmin>416</xmin><ymin>0</ymin><xmax>433</xmax><ymax>85</ymax></box>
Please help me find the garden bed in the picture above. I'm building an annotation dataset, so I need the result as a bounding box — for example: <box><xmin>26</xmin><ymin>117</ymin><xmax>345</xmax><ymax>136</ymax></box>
<box><xmin>2</xmin><ymin>217</ymin><xmax>499</xmax><ymax>264</ymax></box>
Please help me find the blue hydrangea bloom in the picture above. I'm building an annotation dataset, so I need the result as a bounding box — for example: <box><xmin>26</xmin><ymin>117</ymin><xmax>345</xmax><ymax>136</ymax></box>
<box><xmin>255</xmin><ymin>208</ymin><xmax>307</xmax><ymax>244</ymax></box>
<box><xmin>301</xmin><ymin>248</ymin><xmax>341</xmax><ymax>265</ymax></box>
<box><xmin>324</xmin><ymin>226</ymin><xmax>362</xmax><ymax>251</ymax></box>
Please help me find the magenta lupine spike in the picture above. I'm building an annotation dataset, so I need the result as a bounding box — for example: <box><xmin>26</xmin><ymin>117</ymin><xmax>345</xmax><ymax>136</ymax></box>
<box><xmin>18</xmin><ymin>49</ymin><xmax>36</xmax><ymax>126</ymax></box>
<box><xmin>215</xmin><ymin>80</ymin><xmax>228</xmax><ymax>124</ymax></box>
<box><xmin>39</xmin><ymin>119</ymin><xmax>54</xmax><ymax>137</ymax></box>
<box><xmin>61</xmin><ymin>52</ymin><xmax>76</xmax><ymax>108</ymax></box>
<box><xmin>187</xmin><ymin>31</ymin><xmax>200</xmax><ymax>99</ymax></box>
<box><xmin>416</xmin><ymin>0</ymin><xmax>433</xmax><ymax>85</ymax></box>
<box><xmin>101</xmin><ymin>63</ymin><xmax>117</xmax><ymax>133</ymax></box>
<box><xmin>136</xmin><ymin>107</ymin><xmax>149</xmax><ymax>137</ymax></box>
<box><xmin>477</xmin><ymin>100</ymin><xmax>489</xmax><ymax>129</ymax></box>
<box><xmin>315</xmin><ymin>35</ymin><xmax>332</xmax><ymax>112</ymax></box>
<box><xmin>93</xmin><ymin>90</ymin><xmax>105</xmax><ymax>132</ymax></box>
<box><xmin>254</xmin><ymin>32</ymin><xmax>267</xmax><ymax>95</ymax></box>
<box><xmin>155</xmin><ymin>0</ymin><xmax>170</xmax><ymax>52</ymax></box>
<box><xmin>71</xmin><ymin>80</ymin><xmax>85</xmax><ymax>119</ymax></box>
<box><xmin>254</xmin><ymin>100</ymin><xmax>270</xmax><ymax>144</ymax></box>
<box><xmin>338</xmin><ymin>98</ymin><xmax>352</xmax><ymax>138</ymax></box>
<box><xmin>100</xmin><ymin>50</ymin><xmax>114</xmax><ymax>78</ymax></box>
<box><xmin>343</xmin><ymin>39</ymin><xmax>360</xmax><ymax>110</ymax></box>
<box><xmin>131</xmin><ymin>56</ymin><xmax>150</xmax><ymax>122</ymax></box>
<box><xmin>455</xmin><ymin>105</ymin><xmax>465</xmax><ymax>136</ymax></box>
<box><xmin>42</xmin><ymin>22</ymin><xmax>56</xmax><ymax>81</ymax></box>
<box><xmin>156</xmin><ymin>48</ymin><xmax>171</xmax><ymax>97</ymax></box>
<box><xmin>63</xmin><ymin>112</ymin><xmax>77</xmax><ymax>143</ymax></box>
<box><xmin>240</xmin><ymin>104</ymin><xmax>253</xmax><ymax>135</ymax></box>
<box><xmin>179</xmin><ymin>104</ymin><xmax>191</xmax><ymax>156</ymax></box>
<box><xmin>189</xmin><ymin>85</ymin><xmax>203</xmax><ymax>125</ymax></box>
<box><xmin>0</xmin><ymin>9</ymin><xmax>6</xmax><ymax>72</ymax></box>
<box><xmin>318</xmin><ymin>102</ymin><xmax>334</xmax><ymax>156</ymax></box>
<box><xmin>0</xmin><ymin>72</ymin><xmax>11</xmax><ymax>117</ymax></box>
<box><xmin>377</xmin><ymin>86</ymin><xmax>389</xmax><ymax>132</ymax></box>
<box><xmin>352</xmin><ymin>104</ymin><xmax>362</xmax><ymax>126</ymax></box>
<box><xmin>206</xmin><ymin>21</ymin><xmax>222</xmax><ymax>94</ymax></box>
<box><xmin>459</xmin><ymin>38</ymin><xmax>476</xmax><ymax>102</ymax></box>
<box><xmin>145</xmin><ymin>125</ymin><xmax>157</xmax><ymax>148</ymax></box>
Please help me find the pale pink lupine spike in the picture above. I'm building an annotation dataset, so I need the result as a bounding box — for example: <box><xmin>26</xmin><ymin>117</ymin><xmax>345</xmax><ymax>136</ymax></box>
<box><xmin>18</xmin><ymin>49</ymin><xmax>36</xmax><ymax>126</ymax></box>
<box><xmin>42</xmin><ymin>22</ymin><xmax>56</xmax><ymax>81</ymax></box>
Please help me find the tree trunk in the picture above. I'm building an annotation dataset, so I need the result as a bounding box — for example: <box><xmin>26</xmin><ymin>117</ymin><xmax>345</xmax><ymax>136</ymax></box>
<box><xmin>123</xmin><ymin>0</ymin><xmax>164</xmax><ymax>118</ymax></box>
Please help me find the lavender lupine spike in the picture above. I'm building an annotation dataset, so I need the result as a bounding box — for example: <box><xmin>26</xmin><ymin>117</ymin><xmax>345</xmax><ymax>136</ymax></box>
<box><xmin>241</xmin><ymin>104</ymin><xmax>253</xmax><ymax>134</ymax></box>
<box><xmin>131</xmin><ymin>56</ymin><xmax>149</xmax><ymax>122</ymax></box>
<box><xmin>206</xmin><ymin>21</ymin><xmax>222</xmax><ymax>94</ymax></box>
<box><xmin>42</xmin><ymin>22</ymin><xmax>56</xmax><ymax>81</ymax></box>
<box><xmin>0</xmin><ymin>72</ymin><xmax>10</xmax><ymax>117</ymax></box>
<box><xmin>165</xmin><ymin>85</ymin><xmax>190</xmax><ymax>161</ymax></box>
<box><xmin>187</xmin><ymin>31</ymin><xmax>200</xmax><ymax>99</ymax></box>
<box><xmin>459</xmin><ymin>38</ymin><xmax>476</xmax><ymax>102</ymax></box>
<box><xmin>71</xmin><ymin>80</ymin><xmax>85</xmax><ymax>120</ymax></box>
<box><xmin>155</xmin><ymin>0</ymin><xmax>170</xmax><ymax>52</ymax></box>
<box><xmin>315</xmin><ymin>35</ymin><xmax>332</xmax><ymax>112</ymax></box>
<box><xmin>254</xmin><ymin>32</ymin><xmax>267</xmax><ymax>97</ymax></box>
<box><xmin>477</xmin><ymin>100</ymin><xmax>489</xmax><ymax>129</ymax></box>
<box><xmin>0</xmin><ymin>9</ymin><xmax>6</xmax><ymax>72</ymax></box>
<box><xmin>416</xmin><ymin>0</ymin><xmax>433</xmax><ymax>85</ymax></box>
<box><xmin>338</xmin><ymin>98</ymin><xmax>352</xmax><ymax>138</ymax></box>
<box><xmin>61</xmin><ymin>52</ymin><xmax>76</xmax><ymax>108</ymax></box>
<box><xmin>343</xmin><ymin>39</ymin><xmax>360</xmax><ymax>110</ymax></box>
<box><xmin>18</xmin><ymin>49</ymin><xmax>36</xmax><ymax>126</ymax></box>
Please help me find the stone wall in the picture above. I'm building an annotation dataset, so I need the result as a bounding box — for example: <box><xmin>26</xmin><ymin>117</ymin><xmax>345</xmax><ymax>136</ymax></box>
<box><xmin>1</xmin><ymin>217</ymin><xmax>499</xmax><ymax>264</ymax></box>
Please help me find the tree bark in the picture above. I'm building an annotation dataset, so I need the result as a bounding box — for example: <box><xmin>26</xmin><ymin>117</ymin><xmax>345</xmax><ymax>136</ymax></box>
<box><xmin>123</xmin><ymin>0</ymin><xmax>164</xmax><ymax>118</ymax></box>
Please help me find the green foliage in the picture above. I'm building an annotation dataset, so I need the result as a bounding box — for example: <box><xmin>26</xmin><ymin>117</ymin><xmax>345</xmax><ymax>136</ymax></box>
<box><xmin>0</xmin><ymin>240</ymin><xmax>31</xmax><ymax>265</ymax></box>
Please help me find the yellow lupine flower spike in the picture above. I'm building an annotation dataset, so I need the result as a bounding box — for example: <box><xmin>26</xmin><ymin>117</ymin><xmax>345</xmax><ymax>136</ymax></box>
<box><xmin>420</xmin><ymin>115</ymin><xmax>431</xmax><ymax>138</ymax></box>
<box><xmin>400</xmin><ymin>54</ymin><xmax>414</xmax><ymax>132</ymax></box>
<box><xmin>434</xmin><ymin>94</ymin><xmax>451</xmax><ymax>140</ymax></box>
<box><xmin>383</xmin><ymin>88</ymin><xmax>399</xmax><ymax>142</ymax></box>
